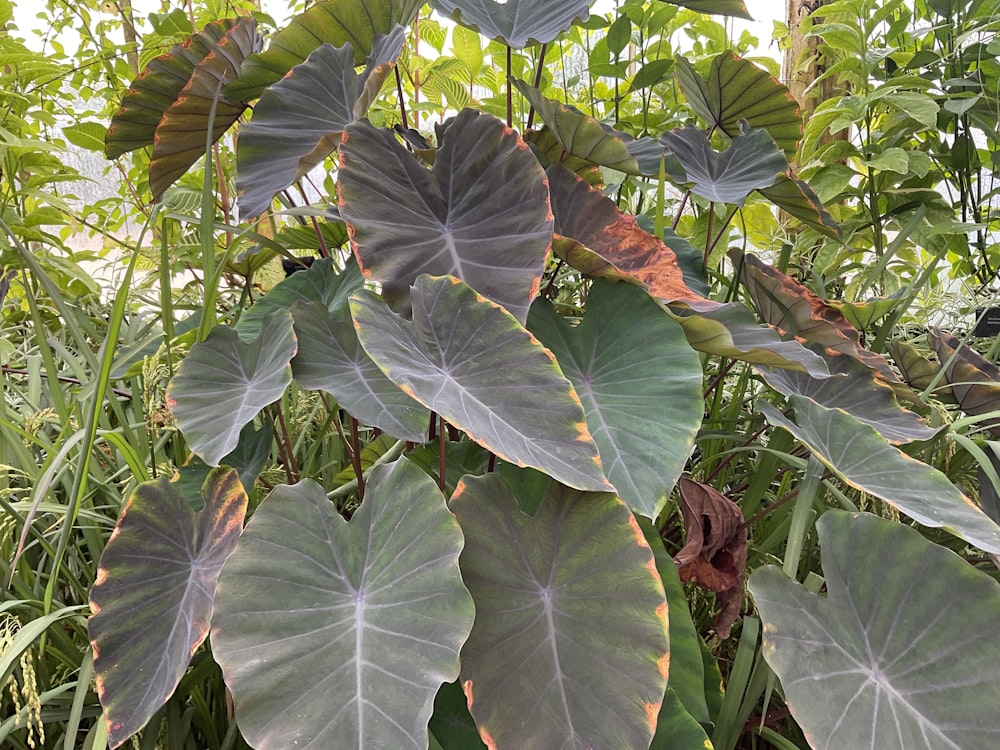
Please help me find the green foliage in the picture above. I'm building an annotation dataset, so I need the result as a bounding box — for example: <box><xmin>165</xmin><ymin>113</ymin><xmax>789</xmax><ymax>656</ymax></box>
<box><xmin>4</xmin><ymin>0</ymin><xmax>1000</xmax><ymax>749</ymax></box>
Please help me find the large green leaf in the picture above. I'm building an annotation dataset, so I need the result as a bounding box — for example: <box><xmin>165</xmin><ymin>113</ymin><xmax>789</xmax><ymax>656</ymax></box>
<box><xmin>224</xmin><ymin>0</ymin><xmax>423</xmax><ymax>102</ymax></box>
<box><xmin>657</xmin><ymin>0</ymin><xmax>751</xmax><ymax>20</ymax></box>
<box><xmin>105</xmin><ymin>19</ymin><xmax>239</xmax><ymax>158</ymax></box>
<box><xmin>758</xmin><ymin>174</ymin><xmax>842</xmax><ymax>239</ymax></box>
<box><xmin>659</xmin><ymin>125</ymin><xmax>788</xmax><ymax>205</ymax></box>
<box><xmin>236</xmin><ymin>257</ymin><xmax>363</xmax><ymax>341</ymax></box>
<box><xmin>89</xmin><ymin>469</ymin><xmax>247</xmax><ymax>749</ymax></box>
<box><xmin>734</xmin><ymin>251</ymin><xmax>901</xmax><ymax>385</ymax></box>
<box><xmin>929</xmin><ymin>329</ymin><xmax>1000</xmax><ymax>434</ymax></box>
<box><xmin>675</xmin><ymin>52</ymin><xmax>801</xmax><ymax>156</ymax></box>
<box><xmin>636</xmin><ymin>516</ymin><xmax>710</xmax><ymax>725</ymax></box>
<box><xmin>351</xmin><ymin>275</ymin><xmax>612</xmax><ymax>492</ymax></box>
<box><xmin>760</xmin><ymin>394</ymin><xmax>1000</xmax><ymax>554</ymax></box>
<box><xmin>547</xmin><ymin>163</ymin><xmax>709</xmax><ymax>304</ymax></box>
<box><xmin>750</xmin><ymin>511</ymin><xmax>1000</xmax><ymax>750</ymax></box>
<box><xmin>528</xmin><ymin>280</ymin><xmax>703</xmax><ymax>518</ymax></box>
<box><xmin>451</xmin><ymin>474</ymin><xmax>669</xmax><ymax>750</ymax></box>
<box><xmin>428</xmin><ymin>0</ymin><xmax>591</xmax><ymax>47</ymax></box>
<box><xmin>236</xmin><ymin>29</ymin><xmax>405</xmax><ymax>219</ymax></box>
<box><xmin>513</xmin><ymin>81</ymin><xmax>687</xmax><ymax>181</ymax></box>
<box><xmin>339</xmin><ymin>110</ymin><xmax>551</xmax><ymax>323</ymax></box>
<box><xmin>757</xmin><ymin>351</ymin><xmax>939</xmax><ymax>444</ymax></box>
<box><xmin>166</xmin><ymin>311</ymin><xmax>297</xmax><ymax>466</ymax></box>
<box><xmin>212</xmin><ymin>459</ymin><xmax>474</xmax><ymax>749</ymax></box>
<box><xmin>147</xmin><ymin>18</ymin><xmax>260</xmax><ymax>199</ymax></box>
<box><xmin>291</xmin><ymin>301</ymin><xmax>428</xmax><ymax>441</ymax></box>
<box><xmin>668</xmin><ymin>302</ymin><xmax>830</xmax><ymax>376</ymax></box>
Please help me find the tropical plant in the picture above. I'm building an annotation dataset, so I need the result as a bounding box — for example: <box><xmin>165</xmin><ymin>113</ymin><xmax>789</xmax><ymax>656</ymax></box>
<box><xmin>4</xmin><ymin>0</ymin><xmax>1000</xmax><ymax>749</ymax></box>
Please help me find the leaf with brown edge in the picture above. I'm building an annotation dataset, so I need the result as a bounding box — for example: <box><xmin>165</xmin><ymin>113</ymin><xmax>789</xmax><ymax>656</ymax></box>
<box><xmin>889</xmin><ymin>339</ymin><xmax>952</xmax><ymax>398</ymax></box>
<box><xmin>524</xmin><ymin>127</ymin><xmax>602</xmax><ymax>187</ymax></box>
<box><xmin>674</xmin><ymin>477</ymin><xmax>747</xmax><ymax>638</ymax></box>
<box><xmin>148</xmin><ymin>17</ymin><xmax>260</xmax><ymax>199</ymax></box>
<box><xmin>548</xmin><ymin>163</ymin><xmax>712</xmax><ymax>306</ymax></box>
<box><xmin>732</xmin><ymin>250</ymin><xmax>901</xmax><ymax>385</ymax></box>
<box><xmin>758</xmin><ymin>175</ymin><xmax>842</xmax><ymax>239</ymax></box>
<box><xmin>89</xmin><ymin>468</ymin><xmax>248</xmax><ymax>749</ymax></box>
<box><xmin>929</xmin><ymin>329</ymin><xmax>1000</xmax><ymax>435</ymax></box>
<box><xmin>105</xmin><ymin>19</ymin><xmax>239</xmax><ymax>159</ymax></box>
<box><xmin>675</xmin><ymin>51</ymin><xmax>802</xmax><ymax>157</ymax></box>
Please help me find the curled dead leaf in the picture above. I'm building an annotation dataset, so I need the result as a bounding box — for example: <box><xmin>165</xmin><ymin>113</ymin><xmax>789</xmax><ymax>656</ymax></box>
<box><xmin>674</xmin><ymin>477</ymin><xmax>748</xmax><ymax>638</ymax></box>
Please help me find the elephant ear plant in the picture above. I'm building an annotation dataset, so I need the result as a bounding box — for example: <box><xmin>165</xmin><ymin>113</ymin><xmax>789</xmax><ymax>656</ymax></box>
<box><xmin>89</xmin><ymin>0</ymin><xmax>1000</xmax><ymax>748</ymax></box>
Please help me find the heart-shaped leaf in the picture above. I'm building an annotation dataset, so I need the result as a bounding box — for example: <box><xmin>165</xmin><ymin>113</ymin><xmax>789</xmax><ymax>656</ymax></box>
<box><xmin>166</xmin><ymin>311</ymin><xmax>297</xmax><ymax>466</ymax></box>
<box><xmin>106</xmin><ymin>19</ymin><xmax>241</xmax><ymax>158</ymax></box>
<box><xmin>291</xmin><ymin>301</ymin><xmax>428</xmax><ymax>441</ymax></box>
<box><xmin>734</xmin><ymin>251</ymin><xmax>901</xmax><ymax>385</ymax></box>
<box><xmin>212</xmin><ymin>459</ymin><xmax>474</xmax><ymax>749</ymax></box>
<box><xmin>675</xmin><ymin>51</ymin><xmax>801</xmax><ymax>155</ymax></box>
<box><xmin>929</xmin><ymin>329</ymin><xmax>1000</xmax><ymax>434</ymax></box>
<box><xmin>148</xmin><ymin>18</ymin><xmax>260</xmax><ymax>199</ymax></box>
<box><xmin>889</xmin><ymin>339</ymin><xmax>948</xmax><ymax>396</ymax></box>
<box><xmin>757</xmin><ymin>350</ymin><xmax>939</xmax><ymax>444</ymax></box>
<box><xmin>339</xmin><ymin>109</ymin><xmax>552</xmax><ymax>323</ymax></box>
<box><xmin>528</xmin><ymin>280</ymin><xmax>703</xmax><ymax>518</ymax></box>
<box><xmin>759</xmin><ymin>174</ymin><xmax>842</xmax><ymax>239</ymax></box>
<box><xmin>236</xmin><ymin>257</ymin><xmax>363</xmax><ymax>341</ymax></box>
<box><xmin>513</xmin><ymin>81</ymin><xmax>687</xmax><ymax>181</ymax></box>
<box><xmin>451</xmin><ymin>474</ymin><xmax>669</xmax><ymax>750</ymax></box>
<box><xmin>659</xmin><ymin>125</ymin><xmax>788</xmax><ymax>205</ymax></box>
<box><xmin>224</xmin><ymin>0</ymin><xmax>423</xmax><ymax>102</ymax></box>
<box><xmin>89</xmin><ymin>469</ymin><xmax>247</xmax><ymax>749</ymax></box>
<box><xmin>750</xmin><ymin>510</ymin><xmax>1000</xmax><ymax>750</ymax></box>
<box><xmin>428</xmin><ymin>0</ymin><xmax>591</xmax><ymax>48</ymax></box>
<box><xmin>236</xmin><ymin>28</ymin><xmax>405</xmax><ymax>219</ymax></box>
<box><xmin>668</xmin><ymin>302</ymin><xmax>830</xmax><ymax>376</ymax></box>
<box><xmin>656</xmin><ymin>0</ymin><xmax>752</xmax><ymax>19</ymax></box>
<box><xmin>351</xmin><ymin>275</ymin><xmax>612</xmax><ymax>492</ymax></box>
<box><xmin>547</xmin><ymin>163</ymin><xmax>710</xmax><ymax>304</ymax></box>
<box><xmin>760</xmin><ymin>394</ymin><xmax>1000</xmax><ymax>554</ymax></box>
<box><xmin>636</xmin><ymin>515</ymin><xmax>710</xmax><ymax>724</ymax></box>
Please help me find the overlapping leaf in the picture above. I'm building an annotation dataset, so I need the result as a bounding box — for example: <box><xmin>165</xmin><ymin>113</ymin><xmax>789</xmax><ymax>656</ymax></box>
<box><xmin>750</xmin><ymin>511</ymin><xmax>1000</xmax><ymax>750</ymax></box>
<box><xmin>236</xmin><ymin>257</ymin><xmax>362</xmax><ymax>341</ymax></box>
<box><xmin>668</xmin><ymin>302</ymin><xmax>829</xmax><ymax>376</ymax></box>
<box><xmin>675</xmin><ymin>52</ymin><xmax>801</xmax><ymax>155</ymax></box>
<box><xmin>757</xmin><ymin>350</ymin><xmax>938</xmax><ymax>444</ymax></box>
<box><xmin>528</xmin><ymin>280</ymin><xmax>703</xmax><ymax>518</ymax></box>
<box><xmin>212</xmin><ymin>459</ymin><xmax>474</xmax><ymax>749</ymax></box>
<box><xmin>428</xmin><ymin>0</ymin><xmax>591</xmax><ymax>48</ymax></box>
<box><xmin>890</xmin><ymin>338</ymin><xmax>949</xmax><ymax>395</ymax></box>
<box><xmin>636</xmin><ymin>516</ymin><xmax>710</xmax><ymax>724</ymax></box>
<box><xmin>733</xmin><ymin>251</ymin><xmax>901</xmax><ymax>384</ymax></box>
<box><xmin>166</xmin><ymin>311</ymin><xmax>297</xmax><ymax>466</ymax></box>
<box><xmin>547</xmin><ymin>163</ymin><xmax>710</xmax><ymax>304</ymax></box>
<box><xmin>514</xmin><ymin>81</ymin><xmax>686</xmax><ymax>181</ymax></box>
<box><xmin>224</xmin><ymin>0</ymin><xmax>423</xmax><ymax>102</ymax></box>
<box><xmin>236</xmin><ymin>29</ymin><xmax>405</xmax><ymax>219</ymax></box>
<box><xmin>105</xmin><ymin>19</ymin><xmax>239</xmax><ymax>158</ymax></box>
<box><xmin>339</xmin><ymin>109</ymin><xmax>552</xmax><ymax>323</ymax></box>
<box><xmin>351</xmin><ymin>275</ymin><xmax>612</xmax><ymax>491</ymax></box>
<box><xmin>657</xmin><ymin>0</ymin><xmax>752</xmax><ymax>19</ymax></box>
<box><xmin>929</xmin><ymin>329</ymin><xmax>1000</xmax><ymax>434</ymax></box>
<box><xmin>660</xmin><ymin>125</ymin><xmax>788</xmax><ymax>205</ymax></box>
<box><xmin>451</xmin><ymin>474</ymin><xmax>668</xmax><ymax>750</ymax></box>
<box><xmin>759</xmin><ymin>175</ymin><xmax>842</xmax><ymax>239</ymax></box>
<box><xmin>89</xmin><ymin>469</ymin><xmax>247</xmax><ymax>749</ymax></box>
<box><xmin>760</xmin><ymin>394</ymin><xmax>1000</xmax><ymax>554</ymax></box>
<box><xmin>292</xmin><ymin>301</ymin><xmax>428</xmax><ymax>441</ymax></box>
<box><xmin>524</xmin><ymin>126</ymin><xmax>603</xmax><ymax>186</ymax></box>
<box><xmin>147</xmin><ymin>18</ymin><xmax>260</xmax><ymax>199</ymax></box>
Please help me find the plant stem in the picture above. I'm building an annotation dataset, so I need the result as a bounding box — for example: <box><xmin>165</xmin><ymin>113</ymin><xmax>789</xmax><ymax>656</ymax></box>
<box><xmin>525</xmin><ymin>43</ymin><xmax>548</xmax><ymax>130</ymax></box>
